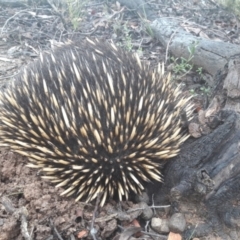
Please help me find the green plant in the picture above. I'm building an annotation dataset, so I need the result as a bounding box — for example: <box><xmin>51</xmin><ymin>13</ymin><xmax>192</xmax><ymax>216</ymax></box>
<box><xmin>196</xmin><ymin>67</ymin><xmax>203</xmax><ymax>76</ymax></box>
<box><xmin>114</xmin><ymin>23</ymin><xmax>134</xmax><ymax>51</ymax></box>
<box><xmin>218</xmin><ymin>0</ymin><xmax>240</xmax><ymax>17</ymax></box>
<box><xmin>67</xmin><ymin>0</ymin><xmax>87</xmax><ymax>30</ymax></box>
<box><xmin>132</xmin><ymin>1</ymin><xmax>155</xmax><ymax>38</ymax></box>
<box><xmin>113</xmin><ymin>21</ymin><xmax>143</xmax><ymax>55</ymax></box>
<box><xmin>200</xmin><ymin>86</ymin><xmax>211</xmax><ymax>95</ymax></box>
<box><xmin>171</xmin><ymin>42</ymin><xmax>212</xmax><ymax>96</ymax></box>
<box><xmin>189</xmin><ymin>89</ymin><xmax>196</xmax><ymax>95</ymax></box>
<box><xmin>171</xmin><ymin>56</ymin><xmax>193</xmax><ymax>75</ymax></box>
<box><xmin>144</xmin><ymin>22</ymin><xmax>154</xmax><ymax>37</ymax></box>
<box><xmin>122</xmin><ymin>23</ymin><xmax>133</xmax><ymax>51</ymax></box>
<box><xmin>171</xmin><ymin>41</ymin><xmax>199</xmax><ymax>77</ymax></box>
<box><xmin>189</xmin><ymin>85</ymin><xmax>211</xmax><ymax>96</ymax></box>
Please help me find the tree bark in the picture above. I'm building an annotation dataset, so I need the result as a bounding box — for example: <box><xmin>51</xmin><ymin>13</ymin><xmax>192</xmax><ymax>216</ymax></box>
<box><xmin>151</xmin><ymin>18</ymin><xmax>240</xmax><ymax>76</ymax></box>
<box><xmin>151</xmin><ymin>109</ymin><xmax>240</xmax><ymax>239</ymax></box>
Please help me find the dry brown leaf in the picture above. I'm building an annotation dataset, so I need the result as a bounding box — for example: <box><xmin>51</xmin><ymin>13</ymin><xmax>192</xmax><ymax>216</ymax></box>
<box><xmin>77</xmin><ymin>229</ymin><xmax>89</xmax><ymax>238</ymax></box>
<box><xmin>131</xmin><ymin>219</ymin><xmax>141</xmax><ymax>228</ymax></box>
<box><xmin>168</xmin><ymin>232</ymin><xmax>182</xmax><ymax>240</ymax></box>
<box><xmin>131</xmin><ymin>219</ymin><xmax>142</xmax><ymax>237</ymax></box>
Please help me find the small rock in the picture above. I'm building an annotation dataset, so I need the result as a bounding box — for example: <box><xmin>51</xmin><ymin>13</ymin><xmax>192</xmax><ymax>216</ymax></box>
<box><xmin>151</xmin><ymin>217</ymin><xmax>169</xmax><ymax>233</ymax></box>
<box><xmin>135</xmin><ymin>192</ymin><xmax>149</xmax><ymax>204</ymax></box>
<box><xmin>139</xmin><ymin>202</ymin><xmax>153</xmax><ymax>220</ymax></box>
<box><xmin>168</xmin><ymin>213</ymin><xmax>186</xmax><ymax>233</ymax></box>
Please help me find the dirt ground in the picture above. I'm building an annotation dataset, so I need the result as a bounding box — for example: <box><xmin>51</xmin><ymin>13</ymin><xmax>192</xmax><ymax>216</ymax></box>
<box><xmin>0</xmin><ymin>0</ymin><xmax>239</xmax><ymax>239</ymax></box>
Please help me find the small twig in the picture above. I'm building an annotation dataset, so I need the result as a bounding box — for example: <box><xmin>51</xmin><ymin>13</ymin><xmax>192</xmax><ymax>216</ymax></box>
<box><xmin>141</xmin><ymin>230</ymin><xmax>168</xmax><ymax>239</ymax></box>
<box><xmin>94</xmin><ymin>7</ymin><xmax>125</xmax><ymax>27</ymax></box>
<box><xmin>47</xmin><ymin>0</ymin><xmax>68</xmax><ymax>31</ymax></box>
<box><xmin>127</xmin><ymin>204</ymin><xmax>171</xmax><ymax>213</ymax></box>
<box><xmin>1</xmin><ymin>10</ymin><xmax>28</xmax><ymax>35</ymax></box>
<box><xmin>49</xmin><ymin>218</ymin><xmax>64</xmax><ymax>240</ymax></box>
<box><xmin>90</xmin><ymin>193</ymin><xmax>103</xmax><ymax>240</ymax></box>
<box><xmin>1</xmin><ymin>196</ymin><xmax>31</xmax><ymax>240</ymax></box>
<box><xmin>151</xmin><ymin>194</ymin><xmax>156</xmax><ymax>215</ymax></box>
<box><xmin>1</xmin><ymin>196</ymin><xmax>15</xmax><ymax>213</ymax></box>
<box><xmin>150</xmin><ymin>194</ymin><xmax>171</xmax><ymax>214</ymax></box>
<box><xmin>165</xmin><ymin>27</ymin><xmax>179</xmax><ymax>64</ymax></box>
<box><xmin>21</xmin><ymin>214</ymin><xmax>31</xmax><ymax>240</ymax></box>
<box><xmin>69</xmin><ymin>233</ymin><xmax>76</xmax><ymax>240</ymax></box>
<box><xmin>144</xmin><ymin>220</ymin><xmax>150</xmax><ymax>232</ymax></box>
<box><xmin>29</xmin><ymin>225</ymin><xmax>34</xmax><ymax>240</ymax></box>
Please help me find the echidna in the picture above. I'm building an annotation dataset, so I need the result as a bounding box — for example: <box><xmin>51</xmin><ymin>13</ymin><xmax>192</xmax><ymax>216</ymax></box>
<box><xmin>0</xmin><ymin>38</ymin><xmax>192</xmax><ymax>206</ymax></box>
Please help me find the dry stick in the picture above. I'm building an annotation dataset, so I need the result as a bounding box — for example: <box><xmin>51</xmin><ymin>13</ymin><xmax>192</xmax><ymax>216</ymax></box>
<box><xmin>1</xmin><ymin>196</ymin><xmax>15</xmax><ymax>213</ymax></box>
<box><xmin>21</xmin><ymin>214</ymin><xmax>31</xmax><ymax>240</ymax></box>
<box><xmin>141</xmin><ymin>230</ymin><xmax>168</xmax><ymax>239</ymax></box>
<box><xmin>49</xmin><ymin>218</ymin><xmax>64</xmax><ymax>240</ymax></box>
<box><xmin>46</xmin><ymin>0</ymin><xmax>68</xmax><ymax>31</ymax></box>
<box><xmin>90</xmin><ymin>192</ymin><xmax>103</xmax><ymax>240</ymax></box>
<box><xmin>1</xmin><ymin>9</ymin><xmax>28</xmax><ymax>35</ymax></box>
<box><xmin>165</xmin><ymin>27</ymin><xmax>179</xmax><ymax>64</ymax></box>
<box><xmin>126</xmin><ymin>204</ymin><xmax>171</xmax><ymax>213</ymax></box>
<box><xmin>1</xmin><ymin>196</ymin><xmax>31</xmax><ymax>240</ymax></box>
